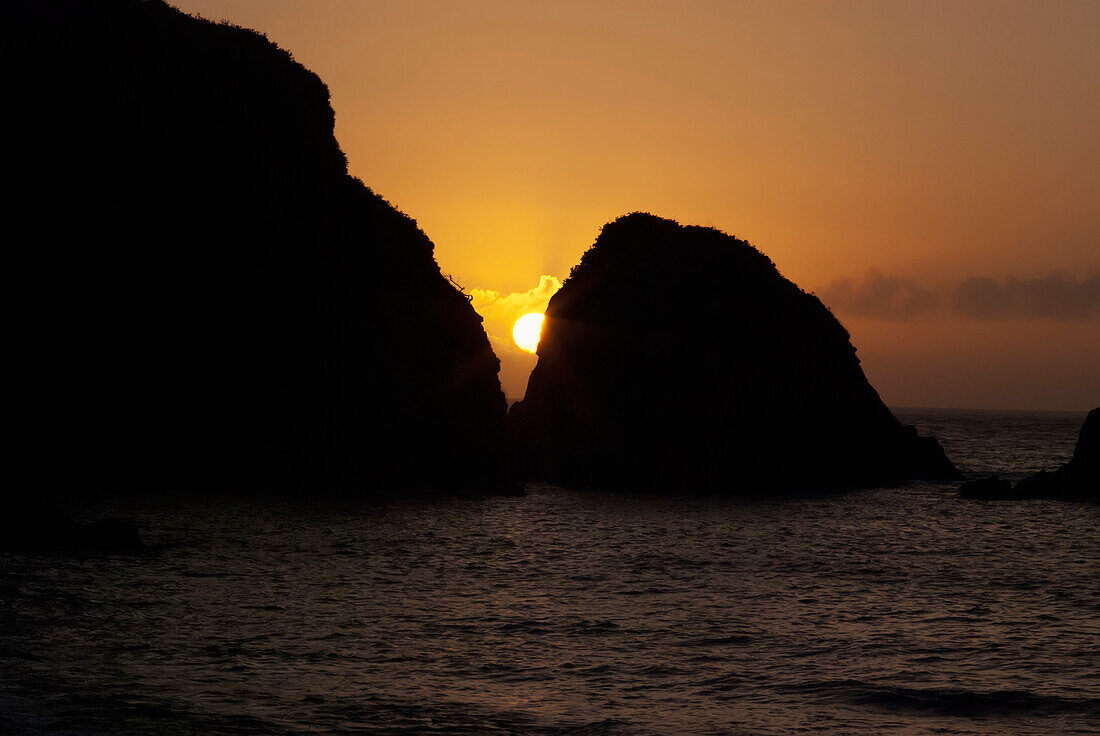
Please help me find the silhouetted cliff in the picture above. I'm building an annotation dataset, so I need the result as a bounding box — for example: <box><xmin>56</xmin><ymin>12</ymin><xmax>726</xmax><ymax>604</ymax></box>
<box><xmin>7</xmin><ymin>0</ymin><xmax>509</xmax><ymax>494</ymax></box>
<box><xmin>509</xmin><ymin>214</ymin><xmax>959</xmax><ymax>491</ymax></box>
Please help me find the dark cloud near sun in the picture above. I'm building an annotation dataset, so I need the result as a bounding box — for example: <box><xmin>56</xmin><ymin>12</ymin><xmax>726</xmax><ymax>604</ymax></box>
<box><xmin>819</xmin><ymin>270</ymin><xmax>1100</xmax><ymax>322</ymax></box>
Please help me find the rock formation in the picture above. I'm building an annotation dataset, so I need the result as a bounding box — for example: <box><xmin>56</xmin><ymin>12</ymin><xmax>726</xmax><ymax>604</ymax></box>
<box><xmin>1</xmin><ymin>502</ymin><xmax>142</xmax><ymax>552</ymax></box>
<box><xmin>7</xmin><ymin>0</ymin><xmax>510</xmax><ymax>494</ymax></box>
<box><xmin>509</xmin><ymin>213</ymin><xmax>959</xmax><ymax>491</ymax></box>
<box><xmin>961</xmin><ymin>408</ymin><xmax>1097</xmax><ymax>502</ymax></box>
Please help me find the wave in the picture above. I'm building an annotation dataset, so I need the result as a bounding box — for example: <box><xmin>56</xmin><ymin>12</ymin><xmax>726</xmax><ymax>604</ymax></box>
<box><xmin>678</xmin><ymin>634</ymin><xmax>753</xmax><ymax>647</ymax></box>
<box><xmin>790</xmin><ymin>679</ymin><xmax>1100</xmax><ymax>718</ymax></box>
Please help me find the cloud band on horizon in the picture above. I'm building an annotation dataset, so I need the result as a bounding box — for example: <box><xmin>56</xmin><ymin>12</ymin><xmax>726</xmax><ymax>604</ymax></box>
<box><xmin>819</xmin><ymin>269</ymin><xmax>1100</xmax><ymax>322</ymax></box>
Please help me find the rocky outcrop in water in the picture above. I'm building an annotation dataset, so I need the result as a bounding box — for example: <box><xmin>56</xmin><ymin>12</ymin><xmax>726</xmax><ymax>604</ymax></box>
<box><xmin>509</xmin><ymin>213</ymin><xmax>960</xmax><ymax>491</ymax></box>
<box><xmin>7</xmin><ymin>0</ymin><xmax>510</xmax><ymax>494</ymax></box>
<box><xmin>961</xmin><ymin>409</ymin><xmax>1098</xmax><ymax>502</ymax></box>
<box><xmin>0</xmin><ymin>502</ymin><xmax>142</xmax><ymax>552</ymax></box>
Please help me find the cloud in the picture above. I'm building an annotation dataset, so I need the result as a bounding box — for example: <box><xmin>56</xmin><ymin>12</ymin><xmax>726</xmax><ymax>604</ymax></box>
<box><xmin>818</xmin><ymin>269</ymin><xmax>939</xmax><ymax>321</ymax></box>
<box><xmin>819</xmin><ymin>270</ymin><xmax>1100</xmax><ymax>321</ymax></box>
<box><xmin>470</xmin><ymin>274</ymin><xmax>561</xmax><ymax>330</ymax></box>
<box><xmin>954</xmin><ymin>273</ymin><xmax>1100</xmax><ymax>321</ymax></box>
<box><xmin>470</xmin><ymin>275</ymin><xmax>563</xmax><ymax>399</ymax></box>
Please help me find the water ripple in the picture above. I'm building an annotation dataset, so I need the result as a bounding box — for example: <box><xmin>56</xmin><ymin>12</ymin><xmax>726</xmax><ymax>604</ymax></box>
<box><xmin>1</xmin><ymin>409</ymin><xmax>1097</xmax><ymax>735</ymax></box>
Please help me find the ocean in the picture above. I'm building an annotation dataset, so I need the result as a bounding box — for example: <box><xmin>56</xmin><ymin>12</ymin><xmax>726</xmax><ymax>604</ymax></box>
<box><xmin>1</xmin><ymin>408</ymin><xmax>1096</xmax><ymax>735</ymax></box>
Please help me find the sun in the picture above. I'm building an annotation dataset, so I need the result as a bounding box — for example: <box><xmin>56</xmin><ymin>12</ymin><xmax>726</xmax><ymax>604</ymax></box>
<box><xmin>512</xmin><ymin>312</ymin><xmax>545</xmax><ymax>354</ymax></box>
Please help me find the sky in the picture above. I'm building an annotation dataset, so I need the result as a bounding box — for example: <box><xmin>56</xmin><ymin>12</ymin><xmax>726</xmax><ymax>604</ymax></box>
<box><xmin>174</xmin><ymin>0</ymin><xmax>1099</xmax><ymax>409</ymax></box>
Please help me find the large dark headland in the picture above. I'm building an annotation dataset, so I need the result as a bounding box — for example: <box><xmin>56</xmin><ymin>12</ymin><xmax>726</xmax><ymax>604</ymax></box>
<box><xmin>9</xmin><ymin>0</ymin><xmax>509</xmax><ymax>495</ymax></box>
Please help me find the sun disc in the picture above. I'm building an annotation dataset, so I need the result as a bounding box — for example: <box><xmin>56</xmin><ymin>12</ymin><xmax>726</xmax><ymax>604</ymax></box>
<box><xmin>512</xmin><ymin>313</ymin><xmax>545</xmax><ymax>354</ymax></box>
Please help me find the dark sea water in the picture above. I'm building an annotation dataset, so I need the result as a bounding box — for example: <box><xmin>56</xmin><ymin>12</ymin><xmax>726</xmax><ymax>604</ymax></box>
<box><xmin>2</xmin><ymin>409</ymin><xmax>1097</xmax><ymax>735</ymax></box>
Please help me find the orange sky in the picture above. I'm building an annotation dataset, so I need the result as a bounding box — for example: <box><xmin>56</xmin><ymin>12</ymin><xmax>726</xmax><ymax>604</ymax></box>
<box><xmin>174</xmin><ymin>0</ymin><xmax>1098</xmax><ymax>409</ymax></box>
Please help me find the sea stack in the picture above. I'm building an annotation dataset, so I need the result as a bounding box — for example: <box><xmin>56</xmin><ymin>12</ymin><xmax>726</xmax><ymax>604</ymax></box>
<box><xmin>8</xmin><ymin>0</ymin><xmax>509</xmax><ymax>494</ymax></box>
<box><xmin>985</xmin><ymin>408</ymin><xmax>1098</xmax><ymax>502</ymax></box>
<box><xmin>509</xmin><ymin>213</ymin><xmax>959</xmax><ymax>491</ymax></box>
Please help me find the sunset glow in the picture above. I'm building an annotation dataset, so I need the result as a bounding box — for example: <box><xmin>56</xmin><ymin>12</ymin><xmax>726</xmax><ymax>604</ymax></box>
<box><xmin>171</xmin><ymin>0</ymin><xmax>1100</xmax><ymax>409</ymax></box>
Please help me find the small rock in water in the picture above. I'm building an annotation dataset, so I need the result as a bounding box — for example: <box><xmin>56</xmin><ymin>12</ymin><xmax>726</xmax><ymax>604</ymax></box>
<box><xmin>958</xmin><ymin>408</ymin><xmax>1098</xmax><ymax>503</ymax></box>
<box><xmin>1</xmin><ymin>501</ymin><xmax>142</xmax><ymax>552</ymax></box>
<box><xmin>957</xmin><ymin>476</ymin><xmax>1014</xmax><ymax>500</ymax></box>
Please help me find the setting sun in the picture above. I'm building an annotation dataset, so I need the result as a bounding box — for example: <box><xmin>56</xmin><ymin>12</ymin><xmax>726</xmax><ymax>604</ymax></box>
<box><xmin>512</xmin><ymin>312</ymin><xmax>545</xmax><ymax>354</ymax></box>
